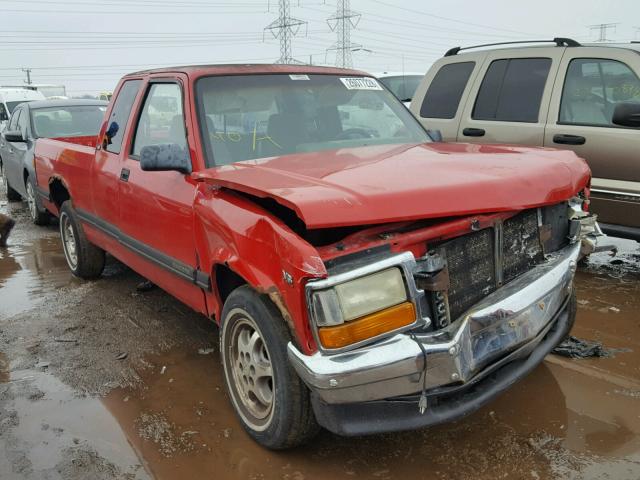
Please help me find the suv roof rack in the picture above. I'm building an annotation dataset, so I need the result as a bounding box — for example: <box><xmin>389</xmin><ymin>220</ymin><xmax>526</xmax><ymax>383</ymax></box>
<box><xmin>444</xmin><ymin>37</ymin><xmax>581</xmax><ymax>57</ymax></box>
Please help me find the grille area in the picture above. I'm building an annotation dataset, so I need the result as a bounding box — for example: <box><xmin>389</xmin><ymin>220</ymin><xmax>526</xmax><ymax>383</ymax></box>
<box><xmin>436</xmin><ymin>208</ymin><xmax>545</xmax><ymax>322</ymax></box>
<box><xmin>438</xmin><ymin>228</ymin><xmax>497</xmax><ymax>321</ymax></box>
<box><xmin>502</xmin><ymin>209</ymin><xmax>545</xmax><ymax>284</ymax></box>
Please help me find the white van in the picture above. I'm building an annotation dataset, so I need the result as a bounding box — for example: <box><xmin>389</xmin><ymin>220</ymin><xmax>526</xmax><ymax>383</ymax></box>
<box><xmin>0</xmin><ymin>88</ymin><xmax>46</xmax><ymax>129</ymax></box>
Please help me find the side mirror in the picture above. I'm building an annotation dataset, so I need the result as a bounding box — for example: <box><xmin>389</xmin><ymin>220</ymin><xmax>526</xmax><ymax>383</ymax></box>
<box><xmin>140</xmin><ymin>143</ymin><xmax>192</xmax><ymax>174</ymax></box>
<box><xmin>0</xmin><ymin>111</ymin><xmax>8</xmax><ymax>122</ymax></box>
<box><xmin>426</xmin><ymin>129</ymin><xmax>443</xmax><ymax>142</ymax></box>
<box><xmin>612</xmin><ymin>102</ymin><xmax>640</xmax><ymax>128</ymax></box>
<box><xmin>3</xmin><ymin>130</ymin><xmax>25</xmax><ymax>143</ymax></box>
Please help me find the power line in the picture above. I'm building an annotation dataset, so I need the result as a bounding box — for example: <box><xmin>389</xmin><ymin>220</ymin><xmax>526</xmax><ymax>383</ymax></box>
<box><xmin>589</xmin><ymin>23</ymin><xmax>618</xmax><ymax>42</ymax></box>
<box><xmin>264</xmin><ymin>0</ymin><xmax>308</xmax><ymax>64</ymax></box>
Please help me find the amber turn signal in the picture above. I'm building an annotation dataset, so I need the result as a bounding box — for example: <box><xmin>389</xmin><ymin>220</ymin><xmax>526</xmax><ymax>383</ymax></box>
<box><xmin>318</xmin><ymin>302</ymin><xmax>416</xmax><ymax>349</ymax></box>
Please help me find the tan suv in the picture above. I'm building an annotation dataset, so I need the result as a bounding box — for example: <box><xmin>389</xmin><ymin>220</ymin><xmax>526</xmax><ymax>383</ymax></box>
<box><xmin>411</xmin><ymin>38</ymin><xmax>640</xmax><ymax>241</ymax></box>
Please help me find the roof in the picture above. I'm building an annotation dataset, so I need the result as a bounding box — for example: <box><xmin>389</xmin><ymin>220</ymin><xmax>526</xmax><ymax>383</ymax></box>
<box><xmin>24</xmin><ymin>99</ymin><xmax>108</xmax><ymax>109</ymax></box>
<box><xmin>125</xmin><ymin>63</ymin><xmax>369</xmax><ymax>78</ymax></box>
<box><xmin>448</xmin><ymin>40</ymin><xmax>640</xmax><ymax>58</ymax></box>
<box><xmin>374</xmin><ymin>72</ymin><xmax>425</xmax><ymax>78</ymax></box>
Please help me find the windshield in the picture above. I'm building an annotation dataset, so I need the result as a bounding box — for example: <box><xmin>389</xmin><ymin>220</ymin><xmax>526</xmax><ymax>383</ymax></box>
<box><xmin>31</xmin><ymin>105</ymin><xmax>107</xmax><ymax>138</ymax></box>
<box><xmin>378</xmin><ymin>75</ymin><xmax>423</xmax><ymax>102</ymax></box>
<box><xmin>7</xmin><ymin>100</ymin><xmax>34</xmax><ymax>113</ymax></box>
<box><xmin>196</xmin><ymin>74</ymin><xmax>430</xmax><ymax>167</ymax></box>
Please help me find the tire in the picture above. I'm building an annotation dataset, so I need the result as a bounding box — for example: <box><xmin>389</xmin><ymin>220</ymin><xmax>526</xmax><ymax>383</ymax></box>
<box><xmin>1</xmin><ymin>162</ymin><xmax>21</xmax><ymax>202</ymax></box>
<box><xmin>59</xmin><ymin>200</ymin><xmax>105</xmax><ymax>279</ymax></box>
<box><xmin>25</xmin><ymin>175</ymin><xmax>51</xmax><ymax>226</ymax></box>
<box><xmin>220</xmin><ymin>286</ymin><xmax>319</xmax><ymax>449</ymax></box>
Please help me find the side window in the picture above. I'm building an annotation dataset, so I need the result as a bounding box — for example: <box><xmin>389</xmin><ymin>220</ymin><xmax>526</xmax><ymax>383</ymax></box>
<box><xmin>17</xmin><ymin>108</ymin><xmax>29</xmax><ymax>135</ymax></box>
<box><xmin>8</xmin><ymin>108</ymin><xmax>21</xmax><ymax>131</ymax></box>
<box><xmin>473</xmin><ymin>58</ymin><xmax>552</xmax><ymax>123</ymax></box>
<box><xmin>132</xmin><ymin>83</ymin><xmax>186</xmax><ymax>157</ymax></box>
<box><xmin>560</xmin><ymin>58</ymin><xmax>640</xmax><ymax>127</ymax></box>
<box><xmin>420</xmin><ymin>62</ymin><xmax>475</xmax><ymax>119</ymax></box>
<box><xmin>0</xmin><ymin>104</ymin><xmax>8</xmax><ymax>122</ymax></box>
<box><xmin>105</xmin><ymin>80</ymin><xmax>142</xmax><ymax>154</ymax></box>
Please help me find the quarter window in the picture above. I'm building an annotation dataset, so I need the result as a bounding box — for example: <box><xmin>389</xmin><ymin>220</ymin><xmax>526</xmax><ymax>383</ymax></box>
<box><xmin>472</xmin><ymin>58</ymin><xmax>552</xmax><ymax>123</ymax></box>
<box><xmin>132</xmin><ymin>83</ymin><xmax>187</xmax><ymax>157</ymax></box>
<box><xmin>559</xmin><ymin>58</ymin><xmax>640</xmax><ymax>127</ymax></box>
<box><xmin>105</xmin><ymin>79</ymin><xmax>142</xmax><ymax>154</ymax></box>
<box><xmin>8</xmin><ymin>108</ymin><xmax>21</xmax><ymax>131</ymax></box>
<box><xmin>420</xmin><ymin>62</ymin><xmax>475</xmax><ymax>119</ymax></box>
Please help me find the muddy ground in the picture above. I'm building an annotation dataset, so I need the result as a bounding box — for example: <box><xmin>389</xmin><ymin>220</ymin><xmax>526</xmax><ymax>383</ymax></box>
<box><xmin>1</xmin><ymin>194</ymin><xmax>640</xmax><ymax>480</ymax></box>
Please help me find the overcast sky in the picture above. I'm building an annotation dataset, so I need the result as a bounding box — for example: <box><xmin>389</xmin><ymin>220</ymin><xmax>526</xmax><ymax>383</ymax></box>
<box><xmin>0</xmin><ymin>0</ymin><xmax>638</xmax><ymax>96</ymax></box>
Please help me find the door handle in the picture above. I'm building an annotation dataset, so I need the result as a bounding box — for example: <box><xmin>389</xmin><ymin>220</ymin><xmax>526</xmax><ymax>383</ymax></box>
<box><xmin>119</xmin><ymin>168</ymin><xmax>130</xmax><ymax>182</ymax></box>
<box><xmin>462</xmin><ymin>127</ymin><xmax>486</xmax><ymax>137</ymax></box>
<box><xmin>553</xmin><ymin>134</ymin><xmax>586</xmax><ymax>145</ymax></box>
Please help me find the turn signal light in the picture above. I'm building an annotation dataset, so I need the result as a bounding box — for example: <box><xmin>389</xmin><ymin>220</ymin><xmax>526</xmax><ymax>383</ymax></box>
<box><xmin>318</xmin><ymin>302</ymin><xmax>416</xmax><ymax>349</ymax></box>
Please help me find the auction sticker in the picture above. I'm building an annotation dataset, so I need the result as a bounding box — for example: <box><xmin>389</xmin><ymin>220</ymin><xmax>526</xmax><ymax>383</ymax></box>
<box><xmin>340</xmin><ymin>77</ymin><xmax>383</xmax><ymax>90</ymax></box>
<box><xmin>289</xmin><ymin>74</ymin><xmax>310</xmax><ymax>80</ymax></box>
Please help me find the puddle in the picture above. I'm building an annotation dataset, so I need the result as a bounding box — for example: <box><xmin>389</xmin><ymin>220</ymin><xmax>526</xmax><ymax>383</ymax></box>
<box><xmin>0</xmin><ymin>366</ymin><xmax>149</xmax><ymax>479</ymax></box>
<box><xmin>99</xmin><ymin>344</ymin><xmax>640</xmax><ymax>480</ymax></box>
<box><xmin>0</xmin><ymin>203</ymin><xmax>74</xmax><ymax>320</ymax></box>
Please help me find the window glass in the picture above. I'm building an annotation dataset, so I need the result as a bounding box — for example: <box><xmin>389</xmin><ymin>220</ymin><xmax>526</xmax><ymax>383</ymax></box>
<box><xmin>196</xmin><ymin>74</ymin><xmax>429</xmax><ymax>167</ymax></box>
<box><xmin>16</xmin><ymin>108</ymin><xmax>29</xmax><ymax>135</ymax></box>
<box><xmin>560</xmin><ymin>58</ymin><xmax>640</xmax><ymax>127</ymax></box>
<box><xmin>378</xmin><ymin>75</ymin><xmax>423</xmax><ymax>102</ymax></box>
<box><xmin>105</xmin><ymin>80</ymin><xmax>141</xmax><ymax>154</ymax></box>
<box><xmin>31</xmin><ymin>105</ymin><xmax>107</xmax><ymax>138</ymax></box>
<box><xmin>7</xmin><ymin>108</ymin><xmax>21</xmax><ymax>131</ymax></box>
<box><xmin>420</xmin><ymin>62</ymin><xmax>475</xmax><ymax>119</ymax></box>
<box><xmin>132</xmin><ymin>83</ymin><xmax>186</xmax><ymax>156</ymax></box>
<box><xmin>0</xmin><ymin>103</ymin><xmax>8</xmax><ymax>122</ymax></box>
<box><xmin>473</xmin><ymin>58</ymin><xmax>551</xmax><ymax>123</ymax></box>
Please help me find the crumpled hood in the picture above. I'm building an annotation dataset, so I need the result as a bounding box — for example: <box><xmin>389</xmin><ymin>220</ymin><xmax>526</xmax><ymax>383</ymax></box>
<box><xmin>193</xmin><ymin>142</ymin><xmax>591</xmax><ymax>229</ymax></box>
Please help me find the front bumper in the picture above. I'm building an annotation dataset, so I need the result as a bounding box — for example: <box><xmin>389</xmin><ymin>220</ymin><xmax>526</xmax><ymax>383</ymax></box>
<box><xmin>288</xmin><ymin>243</ymin><xmax>580</xmax><ymax>409</ymax></box>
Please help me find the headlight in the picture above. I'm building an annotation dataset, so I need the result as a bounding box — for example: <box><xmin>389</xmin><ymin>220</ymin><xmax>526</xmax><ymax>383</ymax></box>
<box><xmin>309</xmin><ymin>267</ymin><xmax>416</xmax><ymax>349</ymax></box>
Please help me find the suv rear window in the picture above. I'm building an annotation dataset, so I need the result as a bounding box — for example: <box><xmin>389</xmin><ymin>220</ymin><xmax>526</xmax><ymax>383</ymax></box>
<box><xmin>472</xmin><ymin>58</ymin><xmax>551</xmax><ymax>123</ymax></box>
<box><xmin>420</xmin><ymin>62</ymin><xmax>475</xmax><ymax>119</ymax></box>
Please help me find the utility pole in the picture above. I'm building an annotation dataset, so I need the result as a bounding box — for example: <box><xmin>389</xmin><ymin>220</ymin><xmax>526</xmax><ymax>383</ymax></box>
<box><xmin>326</xmin><ymin>0</ymin><xmax>362</xmax><ymax>68</ymax></box>
<box><xmin>264</xmin><ymin>0</ymin><xmax>307</xmax><ymax>64</ymax></box>
<box><xmin>22</xmin><ymin>68</ymin><xmax>32</xmax><ymax>85</ymax></box>
<box><xmin>589</xmin><ymin>23</ymin><xmax>618</xmax><ymax>42</ymax></box>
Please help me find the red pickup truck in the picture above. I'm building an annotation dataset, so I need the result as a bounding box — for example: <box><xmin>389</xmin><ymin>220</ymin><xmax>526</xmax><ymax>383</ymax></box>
<box><xmin>34</xmin><ymin>64</ymin><xmax>594</xmax><ymax>449</ymax></box>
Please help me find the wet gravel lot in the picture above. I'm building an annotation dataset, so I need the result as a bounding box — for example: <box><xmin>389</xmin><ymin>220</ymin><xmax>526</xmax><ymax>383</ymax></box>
<box><xmin>1</xmin><ymin>193</ymin><xmax>640</xmax><ymax>480</ymax></box>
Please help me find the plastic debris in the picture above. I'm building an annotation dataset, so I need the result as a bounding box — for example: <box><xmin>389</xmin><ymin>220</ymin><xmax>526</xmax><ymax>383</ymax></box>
<box><xmin>116</xmin><ymin>352</ymin><xmax>128</xmax><ymax>360</ymax></box>
<box><xmin>160</xmin><ymin>366</ymin><xmax>166</xmax><ymax>374</ymax></box>
<box><xmin>198</xmin><ymin>348</ymin><xmax>215</xmax><ymax>355</ymax></box>
<box><xmin>136</xmin><ymin>280</ymin><xmax>156</xmax><ymax>292</ymax></box>
<box><xmin>552</xmin><ymin>336</ymin><xmax>614</xmax><ymax>359</ymax></box>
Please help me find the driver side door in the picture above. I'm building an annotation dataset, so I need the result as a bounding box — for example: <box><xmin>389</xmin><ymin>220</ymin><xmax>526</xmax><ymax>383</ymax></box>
<box><xmin>117</xmin><ymin>76</ymin><xmax>208</xmax><ymax>314</ymax></box>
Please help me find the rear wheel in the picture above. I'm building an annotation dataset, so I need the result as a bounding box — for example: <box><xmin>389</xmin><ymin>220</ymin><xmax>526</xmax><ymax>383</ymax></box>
<box><xmin>59</xmin><ymin>200</ymin><xmax>105</xmax><ymax>279</ymax></box>
<box><xmin>25</xmin><ymin>176</ymin><xmax>51</xmax><ymax>226</ymax></box>
<box><xmin>220</xmin><ymin>286</ymin><xmax>319</xmax><ymax>449</ymax></box>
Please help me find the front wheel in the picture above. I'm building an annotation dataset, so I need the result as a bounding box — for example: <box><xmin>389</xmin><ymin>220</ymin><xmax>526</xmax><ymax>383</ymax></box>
<box><xmin>59</xmin><ymin>200</ymin><xmax>105</xmax><ymax>279</ymax></box>
<box><xmin>25</xmin><ymin>176</ymin><xmax>51</xmax><ymax>225</ymax></box>
<box><xmin>220</xmin><ymin>286</ymin><xmax>319</xmax><ymax>449</ymax></box>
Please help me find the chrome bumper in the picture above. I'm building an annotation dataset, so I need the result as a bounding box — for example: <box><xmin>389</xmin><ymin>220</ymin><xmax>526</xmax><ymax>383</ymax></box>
<box><xmin>288</xmin><ymin>243</ymin><xmax>580</xmax><ymax>404</ymax></box>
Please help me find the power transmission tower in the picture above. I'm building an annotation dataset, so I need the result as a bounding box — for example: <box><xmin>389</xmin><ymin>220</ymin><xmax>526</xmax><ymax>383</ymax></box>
<box><xmin>589</xmin><ymin>23</ymin><xmax>618</xmax><ymax>42</ymax></box>
<box><xmin>326</xmin><ymin>0</ymin><xmax>362</xmax><ymax>68</ymax></box>
<box><xmin>22</xmin><ymin>68</ymin><xmax>32</xmax><ymax>85</ymax></box>
<box><xmin>264</xmin><ymin>0</ymin><xmax>307</xmax><ymax>64</ymax></box>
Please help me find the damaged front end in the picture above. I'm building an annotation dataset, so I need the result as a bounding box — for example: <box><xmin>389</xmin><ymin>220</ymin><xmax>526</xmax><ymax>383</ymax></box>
<box><xmin>287</xmin><ymin>199</ymin><xmax>587</xmax><ymax>435</ymax></box>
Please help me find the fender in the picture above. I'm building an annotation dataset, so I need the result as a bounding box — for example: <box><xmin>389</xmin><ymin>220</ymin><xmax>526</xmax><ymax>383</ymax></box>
<box><xmin>193</xmin><ymin>183</ymin><xmax>326</xmax><ymax>354</ymax></box>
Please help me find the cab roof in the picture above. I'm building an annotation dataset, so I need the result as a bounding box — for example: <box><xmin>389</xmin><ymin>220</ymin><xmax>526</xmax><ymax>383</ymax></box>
<box><xmin>124</xmin><ymin>63</ymin><xmax>369</xmax><ymax>78</ymax></box>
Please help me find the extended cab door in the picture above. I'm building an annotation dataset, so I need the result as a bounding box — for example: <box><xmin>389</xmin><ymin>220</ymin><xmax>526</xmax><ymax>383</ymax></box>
<box><xmin>117</xmin><ymin>75</ymin><xmax>208</xmax><ymax>313</ymax></box>
<box><xmin>544</xmin><ymin>47</ymin><xmax>640</xmax><ymax>231</ymax></box>
<box><xmin>456</xmin><ymin>48</ymin><xmax>564</xmax><ymax>145</ymax></box>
